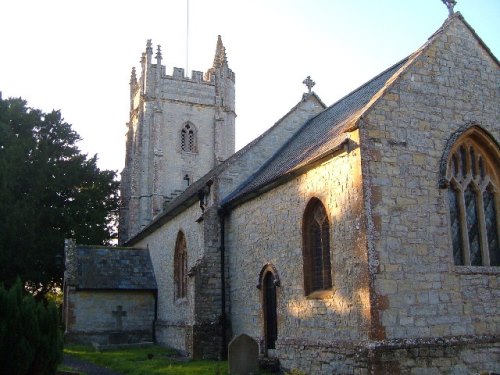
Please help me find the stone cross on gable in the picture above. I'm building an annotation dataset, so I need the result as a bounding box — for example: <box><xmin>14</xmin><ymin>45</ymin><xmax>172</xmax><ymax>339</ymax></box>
<box><xmin>112</xmin><ymin>305</ymin><xmax>127</xmax><ymax>331</ymax></box>
<box><xmin>441</xmin><ymin>0</ymin><xmax>457</xmax><ymax>16</ymax></box>
<box><xmin>302</xmin><ymin>76</ymin><xmax>315</xmax><ymax>94</ymax></box>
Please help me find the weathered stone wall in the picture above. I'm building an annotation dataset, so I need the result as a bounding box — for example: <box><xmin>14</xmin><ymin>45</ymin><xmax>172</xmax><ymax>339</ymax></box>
<box><xmin>134</xmin><ymin>202</ymin><xmax>204</xmax><ymax>354</ymax></box>
<box><xmin>360</xmin><ymin>16</ymin><xmax>499</xmax><ymax>344</ymax></box>
<box><xmin>120</xmin><ymin>39</ymin><xmax>235</xmax><ymax>243</ymax></box>
<box><xmin>227</xmin><ymin>130</ymin><xmax>370</xmax><ymax>371</ymax></box>
<box><xmin>65</xmin><ymin>290</ymin><xmax>155</xmax><ymax>345</ymax></box>
<box><xmin>368</xmin><ymin>338</ymin><xmax>500</xmax><ymax>374</ymax></box>
<box><xmin>278</xmin><ymin>338</ymin><xmax>500</xmax><ymax>374</ymax></box>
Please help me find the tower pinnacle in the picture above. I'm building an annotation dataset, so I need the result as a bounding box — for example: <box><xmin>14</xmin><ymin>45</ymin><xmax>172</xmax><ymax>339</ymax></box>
<box><xmin>212</xmin><ymin>35</ymin><xmax>228</xmax><ymax>68</ymax></box>
<box><xmin>155</xmin><ymin>45</ymin><xmax>162</xmax><ymax>61</ymax></box>
<box><xmin>130</xmin><ymin>67</ymin><xmax>137</xmax><ymax>85</ymax></box>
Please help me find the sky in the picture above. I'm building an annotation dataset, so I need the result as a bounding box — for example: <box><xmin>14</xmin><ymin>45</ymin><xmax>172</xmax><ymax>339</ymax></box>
<box><xmin>1</xmin><ymin>0</ymin><xmax>499</xmax><ymax>173</ymax></box>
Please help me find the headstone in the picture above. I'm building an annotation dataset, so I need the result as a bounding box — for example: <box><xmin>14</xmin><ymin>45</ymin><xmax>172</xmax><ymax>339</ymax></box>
<box><xmin>228</xmin><ymin>333</ymin><xmax>259</xmax><ymax>375</ymax></box>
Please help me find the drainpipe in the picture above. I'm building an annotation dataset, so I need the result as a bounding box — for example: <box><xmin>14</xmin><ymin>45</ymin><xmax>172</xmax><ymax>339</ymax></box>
<box><xmin>152</xmin><ymin>289</ymin><xmax>158</xmax><ymax>343</ymax></box>
<box><xmin>218</xmin><ymin>207</ymin><xmax>227</xmax><ymax>359</ymax></box>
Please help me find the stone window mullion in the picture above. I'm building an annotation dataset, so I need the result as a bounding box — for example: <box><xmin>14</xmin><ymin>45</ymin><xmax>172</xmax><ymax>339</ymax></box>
<box><xmin>444</xmin><ymin>127</ymin><xmax>499</xmax><ymax>268</ymax></box>
<box><xmin>458</xmin><ymin>184</ymin><xmax>471</xmax><ymax>265</ymax></box>
<box><xmin>476</xmin><ymin>187</ymin><xmax>490</xmax><ymax>266</ymax></box>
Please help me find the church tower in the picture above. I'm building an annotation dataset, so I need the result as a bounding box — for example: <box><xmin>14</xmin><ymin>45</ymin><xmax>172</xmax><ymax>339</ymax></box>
<box><xmin>119</xmin><ymin>37</ymin><xmax>235</xmax><ymax>243</ymax></box>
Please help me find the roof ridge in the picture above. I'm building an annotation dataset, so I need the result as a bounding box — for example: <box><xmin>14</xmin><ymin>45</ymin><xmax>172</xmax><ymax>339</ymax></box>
<box><xmin>221</xmin><ymin>56</ymin><xmax>412</xmax><ymax>207</ymax></box>
<box><xmin>126</xmin><ymin>94</ymin><xmax>327</xmax><ymax>245</ymax></box>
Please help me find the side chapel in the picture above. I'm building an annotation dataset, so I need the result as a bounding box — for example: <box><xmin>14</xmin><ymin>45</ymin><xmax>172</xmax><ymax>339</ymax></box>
<box><xmin>64</xmin><ymin>10</ymin><xmax>499</xmax><ymax>374</ymax></box>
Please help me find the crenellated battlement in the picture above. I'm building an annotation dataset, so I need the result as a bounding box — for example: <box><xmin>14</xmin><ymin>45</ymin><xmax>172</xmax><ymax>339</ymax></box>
<box><xmin>131</xmin><ymin>37</ymin><xmax>235</xmax><ymax>94</ymax></box>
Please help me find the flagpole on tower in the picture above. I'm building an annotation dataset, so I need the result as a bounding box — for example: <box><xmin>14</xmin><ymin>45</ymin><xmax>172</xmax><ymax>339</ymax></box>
<box><xmin>186</xmin><ymin>0</ymin><xmax>190</xmax><ymax>75</ymax></box>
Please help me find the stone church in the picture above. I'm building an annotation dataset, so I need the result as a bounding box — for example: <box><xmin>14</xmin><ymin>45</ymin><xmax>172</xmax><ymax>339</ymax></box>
<box><xmin>63</xmin><ymin>11</ymin><xmax>499</xmax><ymax>374</ymax></box>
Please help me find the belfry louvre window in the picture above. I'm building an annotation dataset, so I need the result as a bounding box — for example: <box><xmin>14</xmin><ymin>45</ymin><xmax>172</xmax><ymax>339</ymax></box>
<box><xmin>174</xmin><ymin>231</ymin><xmax>188</xmax><ymax>299</ymax></box>
<box><xmin>302</xmin><ymin>198</ymin><xmax>332</xmax><ymax>295</ymax></box>
<box><xmin>445</xmin><ymin>129</ymin><xmax>499</xmax><ymax>266</ymax></box>
<box><xmin>181</xmin><ymin>123</ymin><xmax>196</xmax><ymax>153</ymax></box>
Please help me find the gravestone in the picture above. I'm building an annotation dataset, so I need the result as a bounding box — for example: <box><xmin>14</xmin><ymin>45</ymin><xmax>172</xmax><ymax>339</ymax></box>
<box><xmin>228</xmin><ymin>333</ymin><xmax>259</xmax><ymax>375</ymax></box>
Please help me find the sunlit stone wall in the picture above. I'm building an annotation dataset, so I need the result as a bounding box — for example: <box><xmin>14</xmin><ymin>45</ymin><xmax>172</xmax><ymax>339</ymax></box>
<box><xmin>227</xmin><ymin>129</ymin><xmax>370</xmax><ymax>373</ymax></box>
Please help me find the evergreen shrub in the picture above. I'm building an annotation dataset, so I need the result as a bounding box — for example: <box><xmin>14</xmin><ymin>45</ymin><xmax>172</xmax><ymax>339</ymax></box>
<box><xmin>0</xmin><ymin>279</ymin><xmax>63</xmax><ymax>375</ymax></box>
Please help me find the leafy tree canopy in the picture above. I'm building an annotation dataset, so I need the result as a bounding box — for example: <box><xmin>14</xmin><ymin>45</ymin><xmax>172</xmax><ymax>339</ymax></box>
<box><xmin>0</xmin><ymin>97</ymin><xmax>119</xmax><ymax>297</ymax></box>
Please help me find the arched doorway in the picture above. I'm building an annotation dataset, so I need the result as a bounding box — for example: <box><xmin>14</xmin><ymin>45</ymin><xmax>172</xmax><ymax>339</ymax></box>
<box><xmin>263</xmin><ymin>271</ymin><xmax>277</xmax><ymax>351</ymax></box>
<box><xmin>257</xmin><ymin>264</ymin><xmax>280</xmax><ymax>354</ymax></box>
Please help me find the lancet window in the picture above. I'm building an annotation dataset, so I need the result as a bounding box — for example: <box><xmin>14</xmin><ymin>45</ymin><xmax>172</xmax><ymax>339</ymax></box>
<box><xmin>174</xmin><ymin>231</ymin><xmax>188</xmax><ymax>299</ymax></box>
<box><xmin>302</xmin><ymin>198</ymin><xmax>332</xmax><ymax>295</ymax></box>
<box><xmin>445</xmin><ymin>128</ymin><xmax>499</xmax><ymax>266</ymax></box>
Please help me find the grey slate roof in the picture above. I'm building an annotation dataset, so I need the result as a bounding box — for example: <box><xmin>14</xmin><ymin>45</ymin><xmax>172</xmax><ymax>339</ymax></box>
<box><xmin>75</xmin><ymin>246</ymin><xmax>157</xmax><ymax>290</ymax></box>
<box><xmin>222</xmin><ymin>56</ymin><xmax>410</xmax><ymax>207</ymax></box>
<box><xmin>125</xmin><ymin>93</ymin><xmax>326</xmax><ymax>245</ymax></box>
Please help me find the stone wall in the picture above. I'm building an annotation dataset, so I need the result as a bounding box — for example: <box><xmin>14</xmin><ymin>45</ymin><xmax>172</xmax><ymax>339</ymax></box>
<box><xmin>120</xmin><ymin>38</ymin><xmax>235</xmax><ymax>243</ymax></box>
<box><xmin>227</xmin><ymin>130</ymin><xmax>370</xmax><ymax>369</ymax></box>
<box><xmin>134</xmin><ymin>202</ymin><xmax>204</xmax><ymax>355</ymax></box>
<box><xmin>226</xmin><ymin>15</ymin><xmax>499</xmax><ymax>374</ymax></box>
<box><xmin>360</xmin><ymin>16</ymin><xmax>499</xmax><ymax>345</ymax></box>
<box><xmin>278</xmin><ymin>338</ymin><xmax>500</xmax><ymax>374</ymax></box>
<box><xmin>135</xmin><ymin>202</ymin><xmax>229</xmax><ymax>359</ymax></box>
<box><xmin>64</xmin><ymin>290</ymin><xmax>155</xmax><ymax>345</ymax></box>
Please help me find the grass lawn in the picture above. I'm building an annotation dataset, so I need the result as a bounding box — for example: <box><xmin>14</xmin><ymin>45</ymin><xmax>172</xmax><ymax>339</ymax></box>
<box><xmin>63</xmin><ymin>345</ymin><xmax>228</xmax><ymax>375</ymax></box>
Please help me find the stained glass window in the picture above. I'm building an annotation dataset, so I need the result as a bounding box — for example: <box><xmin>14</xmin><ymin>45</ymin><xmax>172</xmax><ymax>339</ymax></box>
<box><xmin>303</xmin><ymin>198</ymin><xmax>332</xmax><ymax>295</ymax></box>
<box><xmin>464</xmin><ymin>185</ymin><xmax>482</xmax><ymax>266</ymax></box>
<box><xmin>448</xmin><ymin>187</ymin><xmax>464</xmax><ymax>265</ymax></box>
<box><xmin>174</xmin><ymin>232</ymin><xmax>187</xmax><ymax>299</ymax></box>
<box><xmin>484</xmin><ymin>187</ymin><xmax>499</xmax><ymax>266</ymax></box>
<box><xmin>446</xmin><ymin>130</ymin><xmax>499</xmax><ymax>267</ymax></box>
<box><xmin>460</xmin><ymin>146</ymin><xmax>467</xmax><ymax>178</ymax></box>
<box><xmin>452</xmin><ymin>155</ymin><xmax>459</xmax><ymax>177</ymax></box>
<box><xmin>479</xmin><ymin>157</ymin><xmax>485</xmax><ymax>180</ymax></box>
<box><xmin>470</xmin><ymin>148</ymin><xmax>477</xmax><ymax>178</ymax></box>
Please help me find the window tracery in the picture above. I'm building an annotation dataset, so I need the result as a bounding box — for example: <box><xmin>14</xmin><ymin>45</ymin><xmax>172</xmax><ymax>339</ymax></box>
<box><xmin>181</xmin><ymin>123</ymin><xmax>196</xmax><ymax>153</ymax></box>
<box><xmin>445</xmin><ymin>129</ymin><xmax>499</xmax><ymax>266</ymax></box>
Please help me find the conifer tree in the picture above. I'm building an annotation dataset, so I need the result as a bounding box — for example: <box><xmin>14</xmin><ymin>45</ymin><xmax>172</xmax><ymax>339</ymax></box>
<box><xmin>0</xmin><ymin>97</ymin><xmax>119</xmax><ymax>297</ymax></box>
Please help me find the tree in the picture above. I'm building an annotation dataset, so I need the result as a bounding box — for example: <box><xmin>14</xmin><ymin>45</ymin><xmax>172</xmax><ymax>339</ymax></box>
<box><xmin>0</xmin><ymin>97</ymin><xmax>119</xmax><ymax>297</ymax></box>
<box><xmin>0</xmin><ymin>279</ymin><xmax>63</xmax><ymax>375</ymax></box>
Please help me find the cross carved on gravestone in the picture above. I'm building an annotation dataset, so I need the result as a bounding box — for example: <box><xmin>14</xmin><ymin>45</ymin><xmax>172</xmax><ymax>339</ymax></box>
<box><xmin>112</xmin><ymin>305</ymin><xmax>127</xmax><ymax>331</ymax></box>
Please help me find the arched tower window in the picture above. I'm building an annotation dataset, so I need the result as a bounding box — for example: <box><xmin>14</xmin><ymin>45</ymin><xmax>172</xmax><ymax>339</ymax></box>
<box><xmin>181</xmin><ymin>123</ymin><xmax>197</xmax><ymax>153</ymax></box>
<box><xmin>174</xmin><ymin>231</ymin><xmax>188</xmax><ymax>299</ymax></box>
<box><xmin>444</xmin><ymin>127</ymin><xmax>499</xmax><ymax>266</ymax></box>
<box><xmin>302</xmin><ymin>198</ymin><xmax>332</xmax><ymax>295</ymax></box>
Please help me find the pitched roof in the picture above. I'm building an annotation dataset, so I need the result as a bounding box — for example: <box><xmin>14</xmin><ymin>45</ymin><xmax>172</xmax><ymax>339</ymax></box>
<box><xmin>75</xmin><ymin>246</ymin><xmax>157</xmax><ymax>290</ymax></box>
<box><xmin>125</xmin><ymin>93</ymin><xmax>325</xmax><ymax>245</ymax></box>
<box><xmin>221</xmin><ymin>57</ymin><xmax>410</xmax><ymax>207</ymax></box>
<box><xmin>222</xmin><ymin>12</ymin><xmax>494</xmax><ymax>208</ymax></box>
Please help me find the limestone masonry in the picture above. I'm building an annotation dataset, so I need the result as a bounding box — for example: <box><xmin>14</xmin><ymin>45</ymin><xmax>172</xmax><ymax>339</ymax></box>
<box><xmin>64</xmin><ymin>13</ymin><xmax>499</xmax><ymax>374</ymax></box>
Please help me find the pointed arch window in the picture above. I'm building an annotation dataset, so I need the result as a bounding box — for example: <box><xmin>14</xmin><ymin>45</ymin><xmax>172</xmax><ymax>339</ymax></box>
<box><xmin>181</xmin><ymin>123</ymin><xmax>197</xmax><ymax>153</ymax></box>
<box><xmin>174</xmin><ymin>231</ymin><xmax>188</xmax><ymax>299</ymax></box>
<box><xmin>302</xmin><ymin>198</ymin><xmax>332</xmax><ymax>296</ymax></box>
<box><xmin>444</xmin><ymin>128</ymin><xmax>499</xmax><ymax>267</ymax></box>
